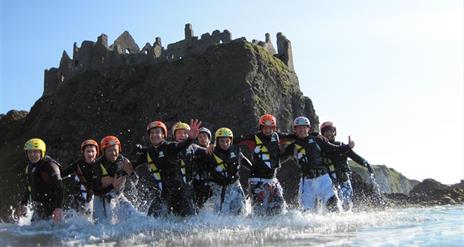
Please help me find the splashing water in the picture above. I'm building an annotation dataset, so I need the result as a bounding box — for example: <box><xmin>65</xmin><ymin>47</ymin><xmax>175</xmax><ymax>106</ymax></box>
<box><xmin>1</xmin><ymin>204</ymin><xmax>463</xmax><ymax>246</ymax></box>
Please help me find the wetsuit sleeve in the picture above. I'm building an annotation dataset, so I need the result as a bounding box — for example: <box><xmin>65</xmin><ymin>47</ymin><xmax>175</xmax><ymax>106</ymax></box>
<box><xmin>170</xmin><ymin>138</ymin><xmax>194</xmax><ymax>153</ymax></box>
<box><xmin>280</xmin><ymin>141</ymin><xmax>295</xmax><ymax>163</ymax></box>
<box><xmin>347</xmin><ymin>149</ymin><xmax>368</xmax><ymax>166</ymax></box>
<box><xmin>194</xmin><ymin>146</ymin><xmax>207</xmax><ymax>158</ymax></box>
<box><xmin>278</xmin><ymin>132</ymin><xmax>296</xmax><ymax>145</ymax></box>
<box><xmin>48</xmin><ymin>162</ymin><xmax>64</xmax><ymax>209</ymax></box>
<box><xmin>132</xmin><ymin>149</ymin><xmax>148</xmax><ymax>168</ymax></box>
<box><xmin>316</xmin><ymin>137</ymin><xmax>351</xmax><ymax>153</ymax></box>
<box><xmin>61</xmin><ymin>162</ymin><xmax>77</xmax><ymax>177</ymax></box>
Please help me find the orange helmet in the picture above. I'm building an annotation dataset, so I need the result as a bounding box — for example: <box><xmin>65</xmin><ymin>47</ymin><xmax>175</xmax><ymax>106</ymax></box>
<box><xmin>259</xmin><ymin>114</ymin><xmax>277</xmax><ymax>129</ymax></box>
<box><xmin>100</xmin><ymin>135</ymin><xmax>121</xmax><ymax>152</ymax></box>
<box><xmin>80</xmin><ymin>139</ymin><xmax>100</xmax><ymax>156</ymax></box>
<box><xmin>320</xmin><ymin>121</ymin><xmax>336</xmax><ymax>134</ymax></box>
<box><xmin>146</xmin><ymin>121</ymin><xmax>167</xmax><ymax>136</ymax></box>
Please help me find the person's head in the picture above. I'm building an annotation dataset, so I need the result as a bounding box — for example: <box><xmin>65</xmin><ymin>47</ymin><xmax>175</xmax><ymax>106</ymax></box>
<box><xmin>80</xmin><ymin>139</ymin><xmax>99</xmax><ymax>164</ymax></box>
<box><xmin>173</xmin><ymin>122</ymin><xmax>190</xmax><ymax>142</ymax></box>
<box><xmin>320</xmin><ymin>121</ymin><xmax>336</xmax><ymax>141</ymax></box>
<box><xmin>100</xmin><ymin>136</ymin><xmax>121</xmax><ymax>162</ymax></box>
<box><xmin>197</xmin><ymin>127</ymin><xmax>211</xmax><ymax>147</ymax></box>
<box><xmin>24</xmin><ymin>138</ymin><xmax>46</xmax><ymax>163</ymax></box>
<box><xmin>215</xmin><ymin>127</ymin><xmax>233</xmax><ymax>151</ymax></box>
<box><xmin>259</xmin><ymin>114</ymin><xmax>277</xmax><ymax>136</ymax></box>
<box><xmin>293</xmin><ymin>116</ymin><xmax>311</xmax><ymax>138</ymax></box>
<box><xmin>146</xmin><ymin>121</ymin><xmax>167</xmax><ymax>146</ymax></box>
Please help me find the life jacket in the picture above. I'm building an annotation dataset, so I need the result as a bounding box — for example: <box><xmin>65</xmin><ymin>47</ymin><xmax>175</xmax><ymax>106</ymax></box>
<box><xmin>322</xmin><ymin>151</ymin><xmax>336</xmax><ymax>173</ymax></box>
<box><xmin>212</xmin><ymin>146</ymin><xmax>240</xmax><ymax>185</ymax></box>
<box><xmin>253</xmin><ymin>133</ymin><xmax>279</xmax><ymax>169</ymax></box>
<box><xmin>145</xmin><ymin>144</ymin><xmax>187</xmax><ymax>188</ymax></box>
<box><xmin>293</xmin><ymin>137</ymin><xmax>327</xmax><ymax>178</ymax></box>
<box><xmin>147</xmin><ymin>152</ymin><xmax>163</xmax><ymax>189</ymax></box>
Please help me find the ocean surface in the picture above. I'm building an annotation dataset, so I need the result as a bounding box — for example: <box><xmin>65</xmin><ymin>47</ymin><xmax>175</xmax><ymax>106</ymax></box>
<box><xmin>0</xmin><ymin>204</ymin><xmax>463</xmax><ymax>246</ymax></box>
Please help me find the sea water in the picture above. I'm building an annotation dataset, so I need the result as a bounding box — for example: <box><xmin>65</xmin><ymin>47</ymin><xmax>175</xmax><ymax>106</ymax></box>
<box><xmin>0</xmin><ymin>204</ymin><xmax>463</xmax><ymax>246</ymax></box>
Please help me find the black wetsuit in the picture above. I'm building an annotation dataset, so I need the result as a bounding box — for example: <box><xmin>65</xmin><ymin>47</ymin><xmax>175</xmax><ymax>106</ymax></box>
<box><xmin>62</xmin><ymin>159</ymin><xmax>96</xmax><ymax>210</ymax></box>
<box><xmin>283</xmin><ymin>135</ymin><xmax>352</xmax><ymax>179</ymax></box>
<box><xmin>133</xmin><ymin>139</ymin><xmax>196</xmax><ymax>217</ymax></box>
<box><xmin>179</xmin><ymin>143</ymin><xmax>211</xmax><ymax>208</ymax></box>
<box><xmin>20</xmin><ymin>155</ymin><xmax>64</xmax><ymax>220</ymax></box>
<box><xmin>322</xmin><ymin>140</ymin><xmax>369</xmax><ymax>182</ymax></box>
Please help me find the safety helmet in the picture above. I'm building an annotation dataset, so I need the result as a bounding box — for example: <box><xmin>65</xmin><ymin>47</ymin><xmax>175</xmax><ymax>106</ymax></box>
<box><xmin>80</xmin><ymin>139</ymin><xmax>100</xmax><ymax>156</ymax></box>
<box><xmin>24</xmin><ymin>138</ymin><xmax>46</xmax><ymax>158</ymax></box>
<box><xmin>215</xmin><ymin>127</ymin><xmax>233</xmax><ymax>140</ymax></box>
<box><xmin>293</xmin><ymin>116</ymin><xmax>311</xmax><ymax>127</ymax></box>
<box><xmin>100</xmin><ymin>135</ymin><xmax>121</xmax><ymax>152</ymax></box>
<box><xmin>320</xmin><ymin>121</ymin><xmax>336</xmax><ymax>134</ymax></box>
<box><xmin>172</xmin><ymin>122</ymin><xmax>190</xmax><ymax>135</ymax></box>
<box><xmin>199</xmin><ymin>127</ymin><xmax>212</xmax><ymax>139</ymax></box>
<box><xmin>259</xmin><ymin>114</ymin><xmax>277</xmax><ymax>129</ymax></box>
<box><xmin>146</xmin><ymin>121</ymin><xmax>167</xmax><ymax>136</ymax></box>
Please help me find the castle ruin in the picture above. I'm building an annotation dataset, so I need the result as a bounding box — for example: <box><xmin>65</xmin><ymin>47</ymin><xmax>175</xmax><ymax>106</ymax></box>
<box><xmin>43</xmin><ymin>24</ymin><xmax>294</xmax><ymax>96</ymax></box>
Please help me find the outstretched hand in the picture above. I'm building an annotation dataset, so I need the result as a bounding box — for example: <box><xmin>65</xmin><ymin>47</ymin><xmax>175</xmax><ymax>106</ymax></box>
<box><xmin>188</xmin><ymin>119</ymin><xmax>202</xmax><ymax>140</ymax></box>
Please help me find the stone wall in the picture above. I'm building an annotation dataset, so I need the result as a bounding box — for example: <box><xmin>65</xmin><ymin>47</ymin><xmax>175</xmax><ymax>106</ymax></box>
<box><xmin>43</xmin><ymin>24</ymin><xmax>294</xmax><ymax>96</ymax></box>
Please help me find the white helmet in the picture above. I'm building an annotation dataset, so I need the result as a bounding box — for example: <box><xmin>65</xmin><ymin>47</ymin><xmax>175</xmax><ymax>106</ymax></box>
<box><xmin>293</xmin><ymin>116</ymin><xmax>311</xmax><ymax>127</ymax></box>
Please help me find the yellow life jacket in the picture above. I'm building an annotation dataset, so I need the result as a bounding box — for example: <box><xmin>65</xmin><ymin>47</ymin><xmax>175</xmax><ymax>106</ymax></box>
<box><xmin>99</xmin><ymin>163</ymin><xmax>109</xmax><ymax>177</ymax></box>
<box><xmin>254</xmin><ymin>135</ymin><xmax>273</xmax><ymax>168</ymax></box>
<box><xmin>213</xmin><ymin>153</ymin><xmax>227</xmax><ymax>173</ymax></box>
<box><xmin>294</xmin><ymin>143</ymin><xmax>307</xmax><ymax>162</ymax></box>
<box><xmin>147</xmin><ymin>153</ymin><xmax>162</xmax><ymax>181</ymax></box>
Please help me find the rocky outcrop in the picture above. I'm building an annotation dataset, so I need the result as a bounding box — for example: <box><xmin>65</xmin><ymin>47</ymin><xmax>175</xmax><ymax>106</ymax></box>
<box><xmin>383</xmin><ymin>178</ymin><xmax>464</xmax><ymax>206</ymax></box>
<box><xmin>350</xmin><ymin>162</ymin><xmax>419</xmax><ymax>195</ymax></box>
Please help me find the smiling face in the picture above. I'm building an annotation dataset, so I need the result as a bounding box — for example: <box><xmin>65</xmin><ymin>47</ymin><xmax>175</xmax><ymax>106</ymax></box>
<box><xmin>261</xmin><ymin>126</ymin><xmax>274</xmax><ymax>136</ymax></box>
<box><xmin>26</xmin><ymin>150</ymin><xmax>42</xmax><ymax>163</ymax></box>
<box><xmin>217</xmin><ymin>137</ymin><xmax>232</xmax><ymax>150</ymax></box>
<box><xmin>175</xmin><ymin>129</ymin><xmax>189</xmax><ymax>142</ymax></box>
<box><xmin>104</xmin><ymin>145</ymin><xmax>119</xmax><ymax>163</ymax></box>
<box><xmin>294</xmin><ymin>125</ymin><xmax>310</xmax><ymax>138</ymax></box>
<box><xmin>197</xmin><ymin>132</ymin><xmax>210</xmax><ymax>147</ymax></box>
<box><xmin>149</xmin><ymin>127</ymin><xmax>165</xmax><ymax>146</ymax></box>
<box><xmin>83</xmin><ymin>145</ymin><xmax>98</xmax><ymax>163</ymax></box>
<box><xmin>322</xmin><ymin>128</ymin><xmax>336</xmax><ymax>142</ymax></box>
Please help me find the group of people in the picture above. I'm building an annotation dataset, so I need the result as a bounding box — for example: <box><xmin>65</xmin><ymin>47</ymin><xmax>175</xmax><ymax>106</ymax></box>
<box><xmin>14</xmin><ymin>114</ymin><xmax>374</xmax><ymax>224</ymax></box>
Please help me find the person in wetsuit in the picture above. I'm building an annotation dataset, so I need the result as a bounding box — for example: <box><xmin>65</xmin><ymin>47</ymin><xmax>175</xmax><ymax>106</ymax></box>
<box><xmin>15</xmin><ymin>138</ymin><xmax>64</xmax><ymax>224</ymax></box>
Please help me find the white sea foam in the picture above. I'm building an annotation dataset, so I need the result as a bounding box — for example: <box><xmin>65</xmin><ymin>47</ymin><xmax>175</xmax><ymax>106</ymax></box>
<box><xmin>0</xmin><ymin>205</ymin><xmax>463</xmax><ymax>246</ymax></box>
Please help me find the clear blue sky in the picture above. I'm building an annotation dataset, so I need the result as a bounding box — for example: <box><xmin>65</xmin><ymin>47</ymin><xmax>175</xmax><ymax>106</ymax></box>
<box><xmin>1</xmin><ymin>0</ymin><xmax>463</xmax><ymax>184</ymax></box>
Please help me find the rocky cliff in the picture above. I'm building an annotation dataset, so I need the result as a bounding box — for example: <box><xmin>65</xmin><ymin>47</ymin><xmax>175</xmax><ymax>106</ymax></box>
<box><xmin>350</xmin><ymin>161</ymin><xmax>419</xmax><ymax>195</ymax></box>
<box><xmin>0</xmin><ymin>39</ymin><xmax>317</xmax><ymax>219</ymax></box>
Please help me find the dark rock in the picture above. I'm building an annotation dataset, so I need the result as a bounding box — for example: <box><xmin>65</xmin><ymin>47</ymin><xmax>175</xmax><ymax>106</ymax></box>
<box><xmin>350</xmin><ymin>161</ymin><xmax>419</xmax><ymax>195</ymax></box>
<box><xmin>410</xmin><ymin>178</ymin><xmax>449</xmax><ymax>196</ymax></box>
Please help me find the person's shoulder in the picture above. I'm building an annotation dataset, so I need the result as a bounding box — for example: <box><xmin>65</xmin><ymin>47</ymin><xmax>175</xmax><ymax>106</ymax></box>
<box><xmin>94</xmin><ymin>156</ymin><xmax>105</xmax><ymax>165</ymax></box>
<box><xmin>43</xmin><ymin>155</ymin><xmax>61</xmax><ymax>167</ymax></box>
